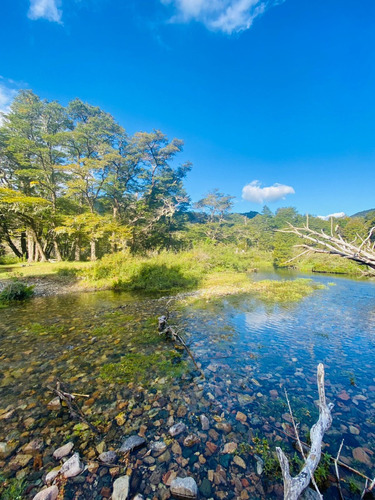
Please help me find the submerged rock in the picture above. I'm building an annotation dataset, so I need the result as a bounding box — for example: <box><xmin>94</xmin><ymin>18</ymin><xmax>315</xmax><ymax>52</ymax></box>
<box><xmin>170</xmin><ymin>477</ymin><xmax>198</xmax><ymax>499</ymax></box>
<box><xmin>32</xmin><ymin>485</ymin><xmax>59</xmax><ymax>500</ymax></box>
<box><xmin>233</xmin><ymin>455</ymin><xmax>246</xmax><ymax>469</ymax></box>
<box><xmin>150</xmin><ymin>440</ymin><xmax>167</xmax><ymax>457</ymax></box>
<box><xmin>169</xmin><ymin>422</ymin><xmax>186</xmax><ymax>437</ymax></box>
<box><xmin>119</xmin><ymin>435</ymin><xmax>146</xmax><ymax>453</ymax></box>
<box><xmin>53</xmin><ymin>442</ymin><xmax>74</xmax><ymax>460</ymax></box>
<box><xmin>113</xmin><ymin>475</ymin><xmax>130</xmax><ymax>500</ymax></box>
<box><xmin>200</xmin><ymin>414</ymin><xmax>209</xmax><ymax>431</ymax></box>
<box><xmin>47</xmin><ymin>397</ymin><xmax>61</xmax><ymax>411</ymax></box>
<box><xmin>45</xmin><ymin>466</ymin><xmax>61</xmax><ymax>484</ymax></box>
<box><xmin>0</xmin><ymin>441</ymin><xmax>16</xmax><ymax>459</ymax></box>
<box><xmin>353</xmin><ymin>447</ymin><xmax>372</xmax><ymax>465</ymax></box>
<box><xmin>60</xmin><ymin>452</ymin><xmax>84</xmax><ymax>478</ymax></box>
<box><xmin>99</xmin><ymin>450</ymin><xmax>118</xmax><ymax>463</ymax></box>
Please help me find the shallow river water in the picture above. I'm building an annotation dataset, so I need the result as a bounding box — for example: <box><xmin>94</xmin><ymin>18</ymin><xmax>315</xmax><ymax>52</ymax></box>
<box><xmin>1</xmin><ymin>273</ymin><xmax>375</xmax><ymax>499</ymax></box>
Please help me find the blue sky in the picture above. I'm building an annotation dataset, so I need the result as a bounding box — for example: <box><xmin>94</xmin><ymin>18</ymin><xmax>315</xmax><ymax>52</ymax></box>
<box><xmin>1</xmin><ymin>0</ymin><xmax>375</xmax><ymax>216</ymax></box>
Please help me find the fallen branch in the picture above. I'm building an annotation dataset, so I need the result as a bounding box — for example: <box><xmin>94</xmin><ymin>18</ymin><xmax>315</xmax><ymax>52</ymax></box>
<box><xmin>276</xmin><ymin>363</ymin><xmax>334</xmax><ymax>500</ymax></box>
<box><xmin>47</xmin><ymin>380</ymin><xmax>100</xmax><ymax>434</ymax></box>
<box><xmin>158</xmin><ymin>313</ymin><xmax>205</xmax><ymax>378</ymax></box>
<box><xmin>334</xmin><ymin>439</ymin><xmax>345</xmax><ymax>500</ymax></box>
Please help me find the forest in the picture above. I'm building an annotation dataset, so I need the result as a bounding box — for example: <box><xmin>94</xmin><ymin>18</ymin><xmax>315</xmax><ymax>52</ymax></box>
<box><xmin>1</xmin><ymin>91</ymin><xmax>375</xmax><ymax>276</ymax></box>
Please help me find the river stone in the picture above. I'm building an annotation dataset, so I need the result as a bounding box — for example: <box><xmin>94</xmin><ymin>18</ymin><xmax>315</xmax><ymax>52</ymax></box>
<box><xmin>0</xmin><ymin>441</ymin><xmax>15</xmax><ymax>459</ymax></box>
<box><xmin>24</xmin><ymin>438</ymin><xmax>44</xmax><ymax>455</ymax></box>
<box><xmin>301</xmin><ymin>488</ymin><xmax>321</xmax><ymax>500</ymax></box>
<box><xmin>169</xmin><ymin>422</ymin><xmax>186</xmax><ymax>437</ymax></box>
<box><xmin>183</xmin><ymin>434</ymin><xmax>200</xmax><ymax>447</ymax></box>
<box><xmin>53</xmin><ymin>442</ymin><xmax>74</xmax><ymax>460</ymax></box>
<box><xmin>60</xmin><ymin>452</ymin><xmax>84</xmax><ymax>478</ymax></box>
<box><xmin>32</xmin><ymin>485</ymin><xmax>59</xmax><ymax>500</ymax></box>
<box><xmin>113</xmin><ymin>475</ymin><xmax>130</xmax><ymax>500</ymax></box>
<box><xmin>45</xmin><ymin>467</ymin><xmax>61</xmax><ymax>484</ymax></box>
<box><xmin>150</xmin><ymin>440</ymin><xmax>167</xmax><ymax>456</ymax></box>
<box><xmin>200</xmin><ymin>414</ymin><xmax>209</xmax><ymax>431</ymax></box>
<box><xmin>99</xmin><ymin>451</ymin><xmax>118</xmax><ymax>463</ymax></box>
<box><xmin>349</xmin><ymin>425</ymin><xmax>360</xmax><ymax>435</ymax></box>
<box><xmin>119</xmin><ymin>435</ymin><xmax>146</xmax><ymax>453</ymax></box>
<box><xmin>47</xmin><ymin>397</ymin><xmax>61</xmax><ymax>411</ymax></box>
<box><xmin>199</xmin><ymin>478</ymin><xmax>212</xmax><ymax>497</ymax></box>
<box><xmin>233</xmin><ymin>455</ymin><xmax>246</xmax><ymax>469</ymax></box>
<box><xmin>223</xmin><ymin>442</ymin><xmax>237</xmax><ymax>454</ymax></box>
<box><xmin>170</xmin><ymin>477</ymin><xmax>198</xmax><ymax>499</ymax></box>
<box><xmin>353</xmin><ymin>447</ymin><xmax>372</xmax><ymax>465</ymax></box>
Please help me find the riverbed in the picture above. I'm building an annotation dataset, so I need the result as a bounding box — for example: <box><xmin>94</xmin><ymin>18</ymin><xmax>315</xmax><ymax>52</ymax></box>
<box><xmin>1</xmin><ymin>273</ymin><xmax>375</xmax><ymax>499</ymax></box>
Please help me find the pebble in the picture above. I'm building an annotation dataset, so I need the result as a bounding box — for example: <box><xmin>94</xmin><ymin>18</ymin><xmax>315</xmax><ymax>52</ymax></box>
<box><xmin>113</xmin><ymin>475</ymin><xmax>130</xmax><ymax>500</ymax></box>
<box><xmin>32</xmin><ymin>485</ymin><xmax>59</xmax><ymax>500</ymax></box>
<box><xmin>223</xmin><ymin>442</ymin><xmax>237</xmax><ymax>454</ymax></box>
<box><xmin>235</xmin><ymin>411</ymin><xmax>247</xmax><ymax>423</ymax></box>
<box><xmin>353</xmin><ymin>447</ymin><xmax>372</xmax><ymax>465</ymax></box>
<box><xmin>47</xmin><ymin>398</ymin><xmax>61</xmax><ymax>411</ymax></box>
<box><xmin>99</xmin><ymin>450</ymin><xmax>118</xmax><ymax>463</ymax></box>
<box><xmin>45</xmin><ymin>466</ymin><xmax>61</xmax><ymax>484</ymax></box>
<box><xmin>119</xmin><ymin>435</ymin><xmax>146</xmax><ymax>453</ymax></box>
<box><xmin>233</xmin><ymin>455</ymin><xmax>247</xmax><ymax>469</ymax></box>
<box><xmin>200</xmin><ymin>414</ymin><xmax>209</xmax><ymax>431</ymax></box>
<box><xmin>150</xmin><ymin>440</ymin><xmax>167</xmax><ymax>456</ymax></box>
<box><xmin>183</xmin><ymin>434</ymin><xmax>200</xmax><ymax>447</ymax></box>
<box><xmin>60</xmin><ymin>452</ymin><xmax>84</xmax><ymax>478</ymax></box>
<box><xmin>170</xmin><ymin>477</ymin><xmax>198</xmax><ymax>499</ymax></box>
<box><xmin>349</xmin><ymin>425</ymin><xmax>360</xmax><ymax>435</ymax></box>
<box><xmin>169</xmin><ymin>422</ymin><xmax>186</xmax><ymax>437</ymax></box>
<box><xmin>53</xmin><ymin>442</ymin><xmax>74</xmax><ymax>460</ymax></box>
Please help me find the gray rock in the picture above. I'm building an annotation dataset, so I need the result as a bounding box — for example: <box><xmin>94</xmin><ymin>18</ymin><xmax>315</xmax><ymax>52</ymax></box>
<box><xmin>133</xmin><ymin>495</ymin><xmax>144</xmax><ymax>500</ymax></box>
<box><xmin>32</xmin><ymin>485</ymin><xmax>59</xmax><ymax>500</ymax></box>
<box><xmin>301</xmin><ymin>488</ymin><xmax>321</xmax><ymax>500</ymax></box>
<box><xmin>119</xmin><ymin>435</ymin><xmax>146</xmax><ymax>453</ymax></box>
<box><xmin>47</xmin><ymin>397</ymin><xmax>61</xmax><ymax>411</ymax></box>
<box><xmin>113</xmin><ymin>475</ymin><xmax>130</xmax><ymax>500</ymax></box>
<box><xmin>200</xmin><ymin>414</ymin><xmax>209</xmax><ymax>431</ymax></box>
<box><xmin>169</xmin><ymin>422</ymin><xmax>186</xmax><ymax>437</ymax></box>
<box><xmin>149</xmin><ymin>440</ymin><xmax>167</xmax><ymax>457</ymax></box>
<box><xmin>45</xmin><ymin>467</ymin><xmax>61</xmax><ymax>484</ymax></box>
<box><xmin>0</xmin><ymin>441</ymin><xmax>15</xmax><ymax>459</ymax></box>
<box><xmin>60</xmin><ymin>452</ymin><xmax>84</xmax><ymax>478</ymax></box>
<box><xmin>53</xmin><ymin>442</ymin><xmax>74</xmax><ymax>460</ymax></box>
<box><xmin>99</xmin><ymin>450</ymin><xmax>118</xmax><ymax>463</ymax></box>
<box><xmin>170</xmin><ymin>477</ymin><xmax>198</xmax><ymax>500</ymax></box>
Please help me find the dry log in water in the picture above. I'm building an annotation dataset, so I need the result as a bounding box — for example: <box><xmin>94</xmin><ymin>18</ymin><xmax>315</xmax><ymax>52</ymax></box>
<box><xmin>276</xmin><ymin>363</ymin><xmax>334</xmax><ymax>500</ymax></box>
<box><xmin>47</xmin><ymin>380</ymin><xmax>100</xmax><ymax>434</ymax></box>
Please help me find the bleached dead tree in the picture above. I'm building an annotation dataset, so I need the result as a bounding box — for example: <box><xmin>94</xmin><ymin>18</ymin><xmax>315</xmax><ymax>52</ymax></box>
<box><xmin>276</xmin><ymin>363</ymin><xmax>334</xmax><ymax>500</ymax></box>
<box><xmin>279</xmin><ymin>218</ymin><xmax>375</xmax><ymax>275</ymax></box>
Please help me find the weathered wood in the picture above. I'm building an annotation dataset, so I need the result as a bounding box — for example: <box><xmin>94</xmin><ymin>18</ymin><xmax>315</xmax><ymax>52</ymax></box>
<box><xmin>276</xmin><ymin>363</ymin><xmax>334</xmax><ymax>500</ymax></box>
<box><xmin>279</xmin><ymin>222</ymin><xmax>375</xmax><ymax>273</ymax></box>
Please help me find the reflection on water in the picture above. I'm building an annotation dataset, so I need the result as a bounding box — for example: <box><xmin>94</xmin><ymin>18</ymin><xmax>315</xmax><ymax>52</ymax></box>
<box><xmin>1</xmin><ymin>274</ymin><xmax>375</xmax><ymax>499</ymax></box>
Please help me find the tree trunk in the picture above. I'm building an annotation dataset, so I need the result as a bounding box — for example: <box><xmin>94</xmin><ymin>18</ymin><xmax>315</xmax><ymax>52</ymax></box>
<box><xmin>90</xmin><ymin>240</ymin><xmax>97</xmax><ymax>261</ymax></box>
<box><xmin>29</xmin><ymin>228</ymin><xmax>47</xmax><ymax>262</ymax></box>
<box><xmin>27</xmin><ymin>231</ymin><xmax>34</xmax><ymax>262</ymax></box>
<box><xmin>21</xmin><ymin>231</ymin><xmax>27</xmax><ymax>258</ymax></box>
<box><xmin>53</xmin><ymin>238</ymin><xmax>62</xmax><ymax>261</ymax></box>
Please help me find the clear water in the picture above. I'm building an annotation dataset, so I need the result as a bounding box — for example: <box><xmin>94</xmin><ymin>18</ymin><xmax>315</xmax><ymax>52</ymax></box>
<box><xmin>1</xmin><ymin>273</ymin><xmax>375</xmax><ymax>499</ymax></box>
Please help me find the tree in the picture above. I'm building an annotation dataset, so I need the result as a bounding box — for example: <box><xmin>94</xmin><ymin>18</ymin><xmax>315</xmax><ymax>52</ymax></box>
<box><xmin>279</xmin><ymin>217</ymin><xmax>375</xmax><ymax>274</ymax></box>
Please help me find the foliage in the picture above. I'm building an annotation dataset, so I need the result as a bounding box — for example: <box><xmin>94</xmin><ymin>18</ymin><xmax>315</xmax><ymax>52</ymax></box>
<box><xmin>0</xmin><ymin>280</ymin><xmax>34</xmax><ymax>302</ymax></box>
<box><xmin>100</xmin><ymin>350</ymin><xmax>187</xmax><ymax>384</ymax></box>
<box><xmin>0</xmin><ymin>474</ymin><xmax>25</xmax><ymax>500</ymax></box>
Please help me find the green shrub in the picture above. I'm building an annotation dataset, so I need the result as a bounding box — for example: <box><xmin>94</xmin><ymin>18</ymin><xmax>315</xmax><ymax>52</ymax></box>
<box><xmin>0</xmin><ymin>255</ymin><xmax>23</xmax><ymax>265</ymax></box>
<box><xmin>56</xmin><ymin>267</ymin><xmax>78</xmax><ymax>277</ymax></box>
<box><xmin>0</xmin><ymin>280</ymin><xmax>34</xmax><ymax>302</ymax></box>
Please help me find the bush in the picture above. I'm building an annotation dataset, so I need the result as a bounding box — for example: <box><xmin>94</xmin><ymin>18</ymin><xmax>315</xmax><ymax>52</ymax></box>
<box><xmin>56</xmin><ymin>267</ymin><xmax>78</xmax><ymax>277</ymax></box>
<box><xmin>0</xmin><ymin>280</ymin><xmax>34</xmax><ymax>302</ymax></box>
<box><xmin>0</xmin><ymin>255</ymin><xmax>23</xmax><ymax>265</ymax></box>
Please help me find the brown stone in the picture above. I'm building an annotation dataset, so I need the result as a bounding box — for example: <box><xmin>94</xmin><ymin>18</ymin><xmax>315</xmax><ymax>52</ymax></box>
<box><xmin>206</xmin><ymin>442</ymin><xmax>218</xmax><ymax>454</ymax></box>
<box><xmin>100</xmin><ymin>487</ymin><xmax>111</xmax><ymax>498</ymax></box>
<box><xmin>235</xmin><ymin>412</ymin><xmax>247</xmax><ymax>423</ymax></box>
<box><xmin>353</xmin><ymin>447</ymin><xmax>372</xmax><ymax>465</ymax></box>
<box><xmin>337</xmin><ymin>391</ymin><xmax>350</xmax><ymax>401</ymax></box>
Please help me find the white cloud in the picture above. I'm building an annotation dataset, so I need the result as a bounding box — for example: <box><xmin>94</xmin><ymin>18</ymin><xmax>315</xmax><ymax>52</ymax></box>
<box><xmin>242</xmin><ymin>180</ymin><xmax>295</xmax><ymax>204</ymax></box>
<box><xmin>28</xmin><ymin>0</ymin><xmax>62</xmax><ymax>23</ymax></box>
<box><xmin>317</xmin><ymin>212</ymin><xmax>346</xmax><ymax>221</ymax></box>
<box><xmin>0</xmin><ymin>82</ymin><xmax>17</xmax><ymax>124</ymax></box>
<box><xmin>161</xmin><ymin>0</ymin><xmax>283</xmax><ymax>33</ymax></box>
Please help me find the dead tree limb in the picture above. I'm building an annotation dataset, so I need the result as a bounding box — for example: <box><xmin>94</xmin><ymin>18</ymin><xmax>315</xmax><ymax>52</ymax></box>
<box><xmin>276</xmin><ymin>363</ymin><xmax>334</xmax><ymax>500</ymax></box>
<box><xmin>278</xmin><ymin>223</ymin><xmax>375</xmax><ymax>274</ymax></box>
<box><xmin>334</xmin><ymin>439</ymin><xmax>345</xmax><ymax>500</ymax></box>
<box><xmin>158</xmin><ymin>313</ymin><xmax>205</xmax><ymax>378</ymax></box>
<box><xmin>47</xmin><ymin>380</ymin><xmax>100</xmax><ymax>434</ymax></box>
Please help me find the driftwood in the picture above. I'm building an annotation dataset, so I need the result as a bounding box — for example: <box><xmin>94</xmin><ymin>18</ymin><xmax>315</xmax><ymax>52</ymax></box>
<box><xmin>276</xmin><ymin>363</ymin><xmax>334</xmax><ymax>500</ymax></box>
<box><xmin>278</xmin><ymin>220</ymin><xmax>375</xmax><ymax>274</ymax></box>
<box><xmin>47</xmin><ymin>380</ymin><xmax>100</xmax><ymax>434</ymax></box>
<box><xmin>158</xmin><ymin>313</ymin><xmax>205</xmax><ymax>378</ymax></box>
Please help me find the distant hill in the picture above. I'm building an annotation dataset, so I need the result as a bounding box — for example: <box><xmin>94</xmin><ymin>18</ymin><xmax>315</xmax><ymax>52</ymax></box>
<box><xmin>240</xmin><ymin>211</ymin><xmax>259</xmax><ymax>219</ymax></box>
<box><xmin>351</xmin><ymin>208</ymin><xmax>375</xmax><ymax>218</ymax></box>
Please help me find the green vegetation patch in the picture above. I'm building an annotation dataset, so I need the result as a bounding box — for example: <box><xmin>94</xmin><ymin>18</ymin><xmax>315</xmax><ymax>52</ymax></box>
<box><xmin>100</xmin><ymin>349</ymin><xmax>187</xmax><ymax>384</ymax></box>
<box><xmin>0</xmin><ymin>280</ymin><xmax>34</xmax><ymax>303</ymax></box>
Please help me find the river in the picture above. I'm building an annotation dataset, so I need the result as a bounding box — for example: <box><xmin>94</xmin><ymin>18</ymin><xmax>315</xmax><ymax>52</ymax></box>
<box><xmin>1</xmin><ymin>273</ymin><xmax>374</xmax><ymax>499</ymax></box>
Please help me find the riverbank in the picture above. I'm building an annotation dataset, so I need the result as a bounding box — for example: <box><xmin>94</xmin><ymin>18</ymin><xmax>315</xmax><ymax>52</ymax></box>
<box><xmin>0</xmin><ymin>246</ymin><xmax>363</xmax><ymax>301</ymax></box>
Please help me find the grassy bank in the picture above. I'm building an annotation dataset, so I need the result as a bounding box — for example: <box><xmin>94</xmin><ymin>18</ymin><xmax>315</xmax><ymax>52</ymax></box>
<box><xmin>0</xmin><ymin>245</ymin><xmax>362</xmax><ymax>305</ymax></box>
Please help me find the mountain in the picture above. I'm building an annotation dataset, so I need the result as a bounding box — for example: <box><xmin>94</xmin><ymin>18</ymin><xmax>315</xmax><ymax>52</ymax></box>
<box><xmin>351</xmin><ymin>208</ymin><xmax>375</xmax><ymax>218</ymax></box>
<box><xmin>240</xmin><ymin>211</ymin><xmax>259</xmax><ymax>219</ymax></box>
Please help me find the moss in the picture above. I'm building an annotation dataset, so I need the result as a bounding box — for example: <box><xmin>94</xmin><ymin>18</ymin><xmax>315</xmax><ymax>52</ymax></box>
<box><xmin>0</xmin><ymin>475</ymin><xmax>25</xmax><ymax>500</ymax></box>
<box><xmin>100</xmin><ymin>349</ymin><xmax>187</xmax><ymax>384</ymax></box>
